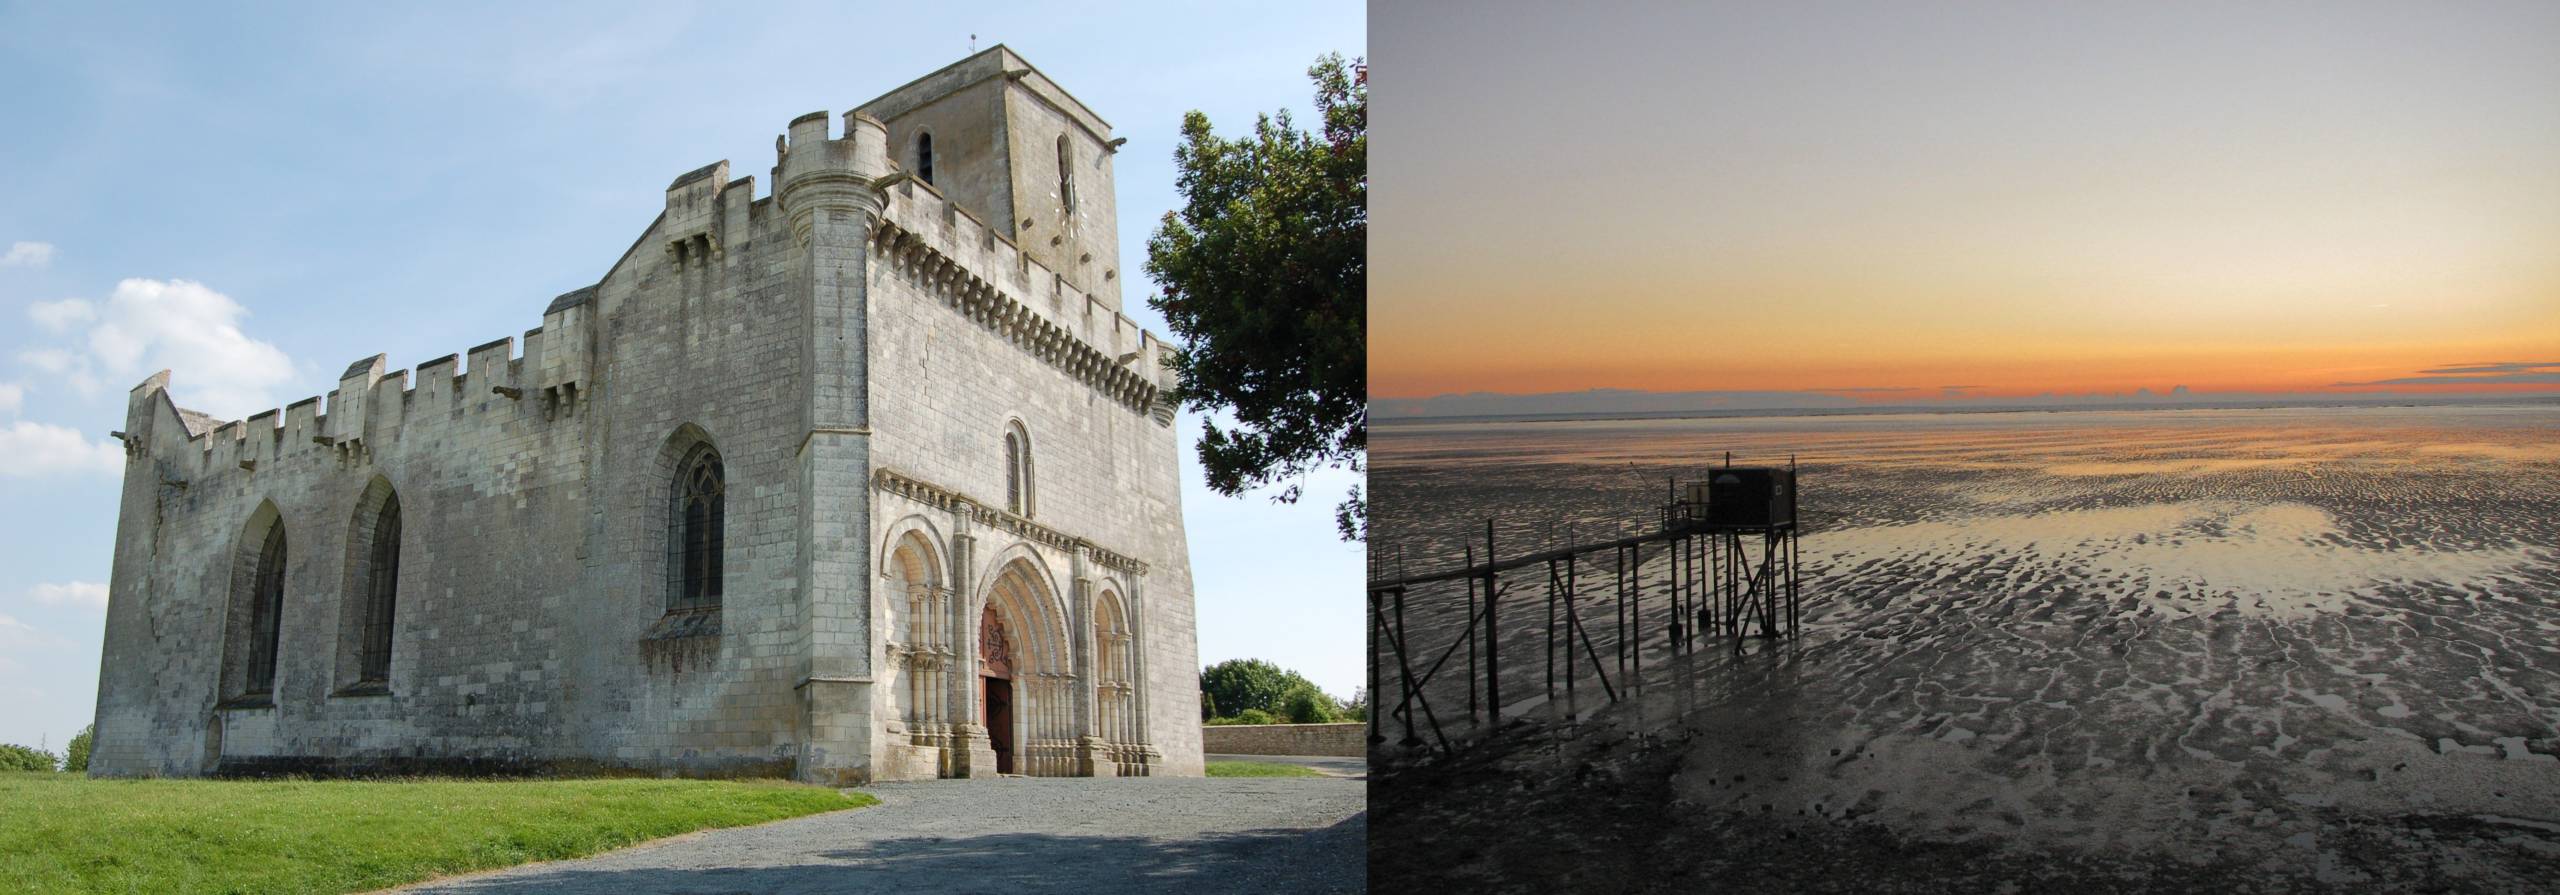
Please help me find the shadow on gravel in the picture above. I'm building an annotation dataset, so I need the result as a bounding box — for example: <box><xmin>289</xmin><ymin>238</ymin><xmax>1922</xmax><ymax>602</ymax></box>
<box><xmin>420</xmin><ymin>813</ymin><xmax>1366</xmax><ymax>895</ymax></box>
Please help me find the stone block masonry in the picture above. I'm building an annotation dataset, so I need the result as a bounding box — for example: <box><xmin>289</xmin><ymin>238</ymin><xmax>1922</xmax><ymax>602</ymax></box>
<box><xmin>1201</xmin><ymin>723</ymin><xmax>1367</xmax><ymax>758</ymax></box>
<box><xmin>88</xmin><ymin>45</ymin><xmax>1200</xmax><ymax>784</ymax></box>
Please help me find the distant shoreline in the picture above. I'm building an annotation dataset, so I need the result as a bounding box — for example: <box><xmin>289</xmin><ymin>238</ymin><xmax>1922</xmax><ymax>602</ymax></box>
<box><xmin>1371</xmin><ymin>394</ymin><xmax>2560</xmax><ymax>427</ymax></box>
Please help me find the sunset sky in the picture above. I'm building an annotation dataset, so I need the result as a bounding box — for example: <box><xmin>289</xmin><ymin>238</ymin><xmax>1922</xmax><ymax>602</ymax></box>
<box><xmin>1373</xmin><ymin>1</ymin><xmax>2560</xmax><ymax>401</ymax></box>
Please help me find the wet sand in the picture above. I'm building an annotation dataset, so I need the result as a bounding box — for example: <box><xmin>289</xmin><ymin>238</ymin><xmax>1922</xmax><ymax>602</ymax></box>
<box><xmin>1369</xmin><ymin>405</ymin><xmax>2560</xmax><ymax>891</ymax></box>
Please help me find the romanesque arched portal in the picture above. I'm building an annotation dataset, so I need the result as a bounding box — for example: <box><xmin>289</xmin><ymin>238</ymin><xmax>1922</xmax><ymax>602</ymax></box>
<box><xmin>978</xmin><ymin>557</ymin><xmax>1077</xmax><ymax>776</ymax></box>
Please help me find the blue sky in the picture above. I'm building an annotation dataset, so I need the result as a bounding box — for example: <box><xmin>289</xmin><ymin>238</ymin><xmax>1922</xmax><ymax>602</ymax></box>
<box><xmin>0</xmin><ymin>1</ymin><xmax>1365</xmax><ymax>752</ymax></box>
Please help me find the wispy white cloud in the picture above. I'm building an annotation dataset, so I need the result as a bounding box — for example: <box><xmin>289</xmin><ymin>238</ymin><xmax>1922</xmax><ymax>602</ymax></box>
<box><xmin>26</xmin><ymin>299</ymin><xmax>95</xmax><ymax>333</ymax></box>
<box><xmin>27</xmin><ymin>581</ymin><xmax>109</xmax><ymax>610</ymax></box>
<box><xmin>14</xmin><ymin>278</ymin><xmax>296</xmax><ymax>419</ymax></box>
<box><xmin>0</xmin><ymin>421</ymin><xmax>123</xmax><ymax>478</ymax></box>
<box><xmin>0</xmin><ymin>241</ymin><xmax>55</xmax><ymax>268</ymax></box>
<box><xmin>0</xmin><ymin>382</ymin><xmax>21</xmax><ymax>415</ymax></box>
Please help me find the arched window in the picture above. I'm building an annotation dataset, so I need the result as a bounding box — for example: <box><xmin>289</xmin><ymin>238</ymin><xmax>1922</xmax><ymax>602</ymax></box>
<box><xmin>1055</xmin><ymin>134</ymin><xmax>1076</xmax><ymax>215</ymax></box>
<box><xmin>356</xmin><ymin>492</ymin><xmax>401</xmax><ymax>683</ymax></box>
<box><xmin>1003</xmin><ymin>421</ymin><xmax>1034</xmax><ymax>517</ymax></box>
<box><xmin>916</xmin><ymin>132</ymin><xmax>935</xmax><ymax>185</ymax></box>
<box><xmin>242</xmin><ymin>524</ymin><xmax>287</xmax><ymax>696</ymax></box>
<box><xmin>670</xmin><ymin>444</ymin><xmax>725</xmax><ymax>609</ymax></box>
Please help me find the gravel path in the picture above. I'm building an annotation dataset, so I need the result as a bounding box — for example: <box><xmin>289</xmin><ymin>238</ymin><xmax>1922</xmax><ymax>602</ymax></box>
<box><xmin>394</xmin><ymin>777</ymin><xmax>1365</xmax><ymax>894</ymax></box>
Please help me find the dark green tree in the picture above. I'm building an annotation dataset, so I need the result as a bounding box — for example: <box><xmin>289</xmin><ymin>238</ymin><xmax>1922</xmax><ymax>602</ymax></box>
<box><xmin>1200</xmin><ymin>658</ymin><xmax>1326</xmax><ymax>719</ymax></box>
<box><xmin>1147</xmin><ymin>54</ymin><xmax>1367</xmax><ymax>540</ymax></box>
<box><xmin>1279</xmin><ymin>683</ymin><xmax>1341</xmax><ymax>724</ymax></box>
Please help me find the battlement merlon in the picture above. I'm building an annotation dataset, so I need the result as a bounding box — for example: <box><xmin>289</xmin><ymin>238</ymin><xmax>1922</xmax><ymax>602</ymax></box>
<box><xmin>776</xmin><ymin>111</ymin><xmax>892</xmax><ymax>233</ymax></box>
<box><xmin>661</xmin><ymin>161</ymin><xmax>762</xmax><ymax>270</ymax></box>
<box><xmin>325</xmin><ymin>354</ymin><xmax>386</xmax><ymax>446</ymax></box>
<box><xmin>117</xmin><ymin>313</ymin><xmax>552</xmax><ymax>468</ymax></box>
<box><xmin>106</xmin><ymin>69</ymin><xmax>1171</xmax><ymax>468</ymax></box>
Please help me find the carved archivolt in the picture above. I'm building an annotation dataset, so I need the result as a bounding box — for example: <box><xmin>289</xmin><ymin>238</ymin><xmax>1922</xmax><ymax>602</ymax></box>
<box><xmin>979</xmin><ymin>606</ymin><xmax>1015</xmax><ymax>679</ymax></box>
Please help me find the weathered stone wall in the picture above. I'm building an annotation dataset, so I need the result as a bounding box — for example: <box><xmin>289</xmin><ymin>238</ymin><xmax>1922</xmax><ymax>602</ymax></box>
<box><xmin>89</xmin><ymin>345</ymin><xmax>597</xmax><ymax>778</ymax></box>
<box><xmin>1202</xmin><ymin>723</ymin><xmax>1366</xmax><ymax>758</ymax></box>
<box><xmin>865</xmin><ymin>69</ymin><xmax>1016</xmax><ymax>256</ymax></box>
<box><xmin>574</xmin><ymin>162</ymin><xmax>812</xmax><ymax>777</ymax></box>
<box><xmin>88</xmin><ymin>45</ymin><xmax>1199</xmax><ymax>784</ymax></box>
<box><xmin>89</xmin><ymin>167</ymin><xmax>810</xmax><ymax>779</ymax></box>
<box><xmin>863</xmin><ymin>170</ymin><xmax>1201</xmax><ymax>776</ymax></box>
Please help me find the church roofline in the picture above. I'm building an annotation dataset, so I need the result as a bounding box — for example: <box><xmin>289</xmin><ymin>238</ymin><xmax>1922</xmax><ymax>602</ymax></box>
<box><xmin>856</xmin><ymin>44</ymin><xmax>1114</xmax><ymax>140</ymax></box>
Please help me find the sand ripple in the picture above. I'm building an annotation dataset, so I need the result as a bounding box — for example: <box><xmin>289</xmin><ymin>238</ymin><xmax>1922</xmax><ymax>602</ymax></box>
<box><xmin>1372</xmin><ymin>404</ymin><xmax>2560</xmax><ymax>878</ymax></box>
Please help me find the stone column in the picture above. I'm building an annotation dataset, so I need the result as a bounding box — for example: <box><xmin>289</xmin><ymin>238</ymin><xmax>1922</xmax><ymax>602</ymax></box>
<box><xmin>1070</xmin><ymin>561</ymin><xmax>1107</xmax><ymax>777</ymax></box>
<box><xmin>1128</xmin><ymin>576</ymin><xmax>1160</xmax><ymax>775</ymax></box>
<box><xmin>946</xmin><ymin>528</ymin><xmax>998</xmax><ymax>777</ymax></box>
<box><xmin>780</xmin><ymin>109</ymin><xmax>889</xmax><ymax>786</ymax></box>
<box><xmin>919</xmin><ymin>582</ymin><xmax>947</xmax><ymax>749</ymax></box>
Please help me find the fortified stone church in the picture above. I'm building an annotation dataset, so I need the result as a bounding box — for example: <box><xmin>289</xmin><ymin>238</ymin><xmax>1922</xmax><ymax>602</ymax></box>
<box><xmin>89</xmin><ymin>47</ymin><xmax>1201</xmax><ymax>783</ymax></box>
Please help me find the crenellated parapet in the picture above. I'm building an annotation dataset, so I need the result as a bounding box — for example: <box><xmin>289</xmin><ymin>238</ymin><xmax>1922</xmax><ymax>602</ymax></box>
<box><xmin>776</xmin><ymin>110</ymin><xmax>891</xmax><ymax>244</ymax></box>
<box><xmin>535</xmin><ymin>287</ymin><xmax>593</xmax><ymax>414</ymax></box>
<box><xmin>865</xmin><ymin>173</ymin><xmax>1177</xmax><ymax>423</ymax></box>
<box><xmin>121</xmin><ymin>286</ymin><xmax>596</xmax><ymax>478</ymax></box>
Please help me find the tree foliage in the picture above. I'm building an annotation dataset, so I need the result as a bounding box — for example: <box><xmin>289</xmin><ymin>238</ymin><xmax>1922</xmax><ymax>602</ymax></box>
<box><xmin>64</xmin><ymin>725</ymin><xmax>93</xmax><ymax>774</ymax></box>
<box><xmin>1200</xmin><ymin>658</ymin><xmax>1328</xmax><ymax>720</ymax></box>
<box><xmin>1146</xmin><ymin>54</ymin><xmax>1367</xmax><ymax>540</ymax></box>
<box><xmin>1279</xmin><ymin>684</ymin><xmax>1341</xmax><ymax>724</ymax></box>
<box><xmin>0</xmin><ymin>743</ymin><xmax>57</xmax><ymax>772</ymax></box>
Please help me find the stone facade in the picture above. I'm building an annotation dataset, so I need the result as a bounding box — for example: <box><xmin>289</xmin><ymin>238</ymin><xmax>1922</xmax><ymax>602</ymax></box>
<box><xmin>87</xmin><ymin>46</ymin><xmax>1202</xmax><ymax>784</ymax></box>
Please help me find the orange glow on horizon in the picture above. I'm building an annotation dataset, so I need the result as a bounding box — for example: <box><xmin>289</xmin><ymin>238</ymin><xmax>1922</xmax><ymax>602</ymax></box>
<box><xmin>1371</xmin><ymin>332</ymin><xmax>2560</xmax><ymax>401</ymax></box>
<box><xmin>1370</xmin><ymin>2</ymin><xmax>2560</xmax><ymax>406</ymax></box>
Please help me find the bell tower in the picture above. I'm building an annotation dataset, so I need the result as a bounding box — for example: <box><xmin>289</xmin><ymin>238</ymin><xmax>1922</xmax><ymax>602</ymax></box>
<box><xmin>857</xmin><ymin>45</ymin><xmax>1124</xmax><ymax>307</ymax></box>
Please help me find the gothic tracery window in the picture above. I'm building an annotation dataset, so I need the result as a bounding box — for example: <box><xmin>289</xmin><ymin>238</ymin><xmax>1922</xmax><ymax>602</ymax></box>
<box><xmin>671</xmin><ymin>444</ymin><xmax>726</xmax><ymax>610</ymax></box>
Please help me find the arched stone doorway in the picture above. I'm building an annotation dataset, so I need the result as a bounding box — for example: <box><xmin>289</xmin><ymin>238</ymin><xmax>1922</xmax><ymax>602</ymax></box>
<box><xmin>976</xmin><ymin>557</ymin><xmax>1076</xmax><ymax>776</ymax></box>
<box><xmin>978</xmin><ymin>604</ymin><xmax>1017</xmax><ymax>773</ymax></box>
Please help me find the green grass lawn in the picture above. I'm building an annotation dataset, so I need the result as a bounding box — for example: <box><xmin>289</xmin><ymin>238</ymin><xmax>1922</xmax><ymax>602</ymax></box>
<box><xmin>0</xmin><ymin>772</ymin><xmax>874</xmax><ymax>895</ymax></box>
<box><xmin>1203</xmin><ymin>760</ymin><xmax>1325</xmax><ymax>778</ymax></box>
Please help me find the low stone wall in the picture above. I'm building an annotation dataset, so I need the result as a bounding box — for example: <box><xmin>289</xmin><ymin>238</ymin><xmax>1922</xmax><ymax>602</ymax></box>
<box><xmin>1199</xmin><ymin>722</ymin><xmax>1365</xmax><ymax>758</ymax></box>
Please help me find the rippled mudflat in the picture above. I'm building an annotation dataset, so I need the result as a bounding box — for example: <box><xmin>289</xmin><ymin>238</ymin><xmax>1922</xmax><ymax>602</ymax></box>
<box><xmin>1370</xmin><ymin>404</ymin><xmax>2560</xmax><ymax>890</ymax></box>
